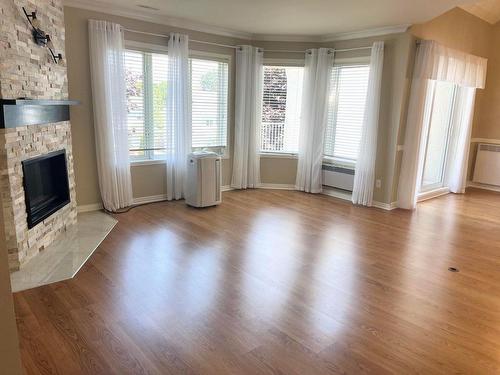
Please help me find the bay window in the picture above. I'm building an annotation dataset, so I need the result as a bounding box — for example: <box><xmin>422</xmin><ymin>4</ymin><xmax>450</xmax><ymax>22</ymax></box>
<box><xmin>124</xmin><ymin>47</ymin><xmax>229</xmax><ymax>161</ymax></box>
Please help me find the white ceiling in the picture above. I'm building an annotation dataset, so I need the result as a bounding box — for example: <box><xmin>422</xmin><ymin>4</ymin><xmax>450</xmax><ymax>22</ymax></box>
<box><xmin>461</xmin><ymin>0</ymin><xmax>500</xmax><ymax>24</ymax></box>
<box><xmin>64</xmin><ymin>0</ymin><xmax>477</xmax><ymax>39</ymax></box>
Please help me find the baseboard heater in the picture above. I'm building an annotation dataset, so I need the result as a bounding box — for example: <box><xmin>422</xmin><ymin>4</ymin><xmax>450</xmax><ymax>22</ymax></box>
<box><xmin>322</xmin><ymin>164</ymin><xmax>354</xmax><ymax>191</ymax></box>
<box><xmin>473</xmin><ymin>143</ymin><xmax>500</xmax><ymax>187</ymax></box>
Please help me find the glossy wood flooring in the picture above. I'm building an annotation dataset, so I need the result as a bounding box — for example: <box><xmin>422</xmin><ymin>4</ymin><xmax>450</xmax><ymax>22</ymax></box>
<box><xmin>13</xmin><ymin>188</ymin><xmax>500</xmax><ymax>374</ymax></box>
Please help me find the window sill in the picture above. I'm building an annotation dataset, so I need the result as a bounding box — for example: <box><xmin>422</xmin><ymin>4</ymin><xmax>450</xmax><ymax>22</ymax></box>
<box><xmin>259</xmin><ymin>152</ymin><xmax>298</xmax><ymax>159</ymax></box>
<box><xmin>322</xmin><ymin>157</ymin><xmax>356</xmax><ymax>170</ymax></box>
<box><xmin>130</xmin><ymin>153</ymin><xmax>229</xmax><ymax>167</ymax></box>
<box><xmin>130</xmin><ymin>159</ymin><xmax>166</xmax><ymax>167</ymax></box>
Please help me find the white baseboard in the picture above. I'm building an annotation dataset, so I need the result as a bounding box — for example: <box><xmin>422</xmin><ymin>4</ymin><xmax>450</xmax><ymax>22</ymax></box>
<box><xmin>467</xmin><ymin>181</ymin><xmax>500</xmax><ymax>193</ymax></box>
<box><xmin>258</xmin><ymin>183</ymin><xmax>296</xmax><ymax>190</ymax></box>
<box><xmin>470</xmin><ymin>138</ymin><xmax>500</xmax><ymax>145</ymax></box>
<box><xmin>417</xmin><ymin>187</ymin><xmax>450</xmax><ymax>203</ymax></box>
<box><xmin>132</xmin><ymin>194</ymin><xmax>168</xmax><ymax>205</ymax></box>
<box><xmin>77</xmin><ymin>203</ymin><xmax>103</xmax><ymax>213</ymax></box>
<box><xmin>322</xmin><ymin>187</ymin><xmax>352</xmax><ymax>201</ymax></box>
<box><xmin>221</xmin><ymin>185</ymin><xmax>234</xmax><ymax>192</ymax></box>
<box><xmin>321</xmin><ymin>187</ymin><xmax>397</xmax><ymax>211</ymax></box>
<box><xmin>372</xmin><ymin>201</ymin><xmax>398</xmax><ymax>211</ymax></box>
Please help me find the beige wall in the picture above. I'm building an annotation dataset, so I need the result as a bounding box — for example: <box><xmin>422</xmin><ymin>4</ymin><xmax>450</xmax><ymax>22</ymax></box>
<box><xmin>476</xmin><ymin>22</ymin><xmax>500</xmax><ymax>140</ymax></box>
<box><xmin>409</xmin><ymin>7</ymin><xmax>500</xmax><ymax>181</ymax></box>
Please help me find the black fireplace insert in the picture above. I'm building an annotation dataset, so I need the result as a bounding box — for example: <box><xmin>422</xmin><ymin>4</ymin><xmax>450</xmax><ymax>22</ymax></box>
<box><xmin>22</xmin><ymin>150</ymin><xmax>70</xmax><ymax>229</ymax></box>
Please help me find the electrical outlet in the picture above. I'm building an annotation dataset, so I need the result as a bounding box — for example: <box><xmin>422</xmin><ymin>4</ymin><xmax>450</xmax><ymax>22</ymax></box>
<box><xmin>375</xmin><ymin>179</ymin><xmax>382</xmax><ymax>188</ymax></box>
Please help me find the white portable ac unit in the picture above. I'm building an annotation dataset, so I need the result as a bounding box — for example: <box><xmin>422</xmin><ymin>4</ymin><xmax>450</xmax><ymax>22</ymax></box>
<box><xmin>473</xmin><ymin>143</ymin><xmax>500</xmax><ymax>187</ymax></box>
<box><xmin>185</xmin><ymin>151</ymin><xmax>222</xmax><ymax>207</ymax></box>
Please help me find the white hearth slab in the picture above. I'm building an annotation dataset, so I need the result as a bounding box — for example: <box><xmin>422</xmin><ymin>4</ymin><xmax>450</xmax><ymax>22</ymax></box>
<box><xmin>10</xmin><ymin>211</ymin><xmax>117</xmax><ymax>293</ymax></box>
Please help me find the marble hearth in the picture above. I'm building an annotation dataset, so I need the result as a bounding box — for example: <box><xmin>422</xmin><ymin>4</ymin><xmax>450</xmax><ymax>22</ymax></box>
<box><xmin>10</xmin><ymin>211</ymin><xmax>117</xmax><ymax>292</ymax></box>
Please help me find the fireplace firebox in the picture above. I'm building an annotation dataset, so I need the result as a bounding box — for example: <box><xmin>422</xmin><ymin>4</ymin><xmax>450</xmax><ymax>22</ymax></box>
<box><xmin>22</xmin><ymin>150</ymin><xmax>70</xmax><ymax>229</ymax></box>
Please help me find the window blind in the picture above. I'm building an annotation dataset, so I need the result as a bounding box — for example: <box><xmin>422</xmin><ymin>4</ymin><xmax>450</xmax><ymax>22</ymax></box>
<box><xmin>324</xmin><ymin>64</ymin><xmax>370</xmax><ymax>161</ymax></box>
<box><xmin>190</xmin><ymin>58</ymin><xmax>229</xmax><ymax>149</ymax></box>
<box><xmin>124</xmin><ymin>49</ymin><xmax>168</xmax><ymax>160</ymax></box>
<box><xmin>124</xmin><ymin>50</ymin><xmax>146</xmax><ymax>159</ymax></box>
<box><xmin>150</xmin><ymin>54</ymin><xmax>168</xmax><ymax>157</ymax></box>
<box><xmin>261</xmin><ymin>66</ymin><xmax>303</xmax><ymax>153</ymax></box>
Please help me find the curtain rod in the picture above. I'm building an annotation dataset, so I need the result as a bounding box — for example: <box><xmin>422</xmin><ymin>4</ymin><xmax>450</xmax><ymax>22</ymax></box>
<box><xmin>122</xmin><ymin>28</ymin><xmax>373</xmax><ymax>53</ymax></box>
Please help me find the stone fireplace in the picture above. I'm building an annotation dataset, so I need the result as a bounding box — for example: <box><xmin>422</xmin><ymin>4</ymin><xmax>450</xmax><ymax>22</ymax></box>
<box><xmin>0</xmin><ymin>0</ymin><xmax>77</xmax><ymax>271</ymax></box>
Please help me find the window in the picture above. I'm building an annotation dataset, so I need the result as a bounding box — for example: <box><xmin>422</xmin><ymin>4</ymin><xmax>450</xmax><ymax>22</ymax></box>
<box><xmin>190</xmin><ymin>57</ymin><xmax>229</xmax><ymax>153</ymax></box>
<box><xmin>324</xmin><ymin>63</ymin><xmax>370</xmax><ymax>163</ymax></box>
<box><xmin>420</xmin><ymin>81</ymin><xmax>457</xmax><ymax>192</ymax></box>
<box><xmin>124</xmin><ymin>50</ymin><xmax>168</xmax><ymax>160</ymax></box>
<box><xmin>124</xmin><ymin>48</ymin><xmax>229</xmax><ymax>161</ymax></box>
<box><xmin>261</xmin><ymin>65</ymin><xmax>304</xmax><ymax>153</ymax></box>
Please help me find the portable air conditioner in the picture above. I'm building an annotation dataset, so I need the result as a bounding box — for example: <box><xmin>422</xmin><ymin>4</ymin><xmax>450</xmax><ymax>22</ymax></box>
<box><xmin>185</xmin><ymin>151</ymin><xmax>222</xmax><ymax>207</ymax></box>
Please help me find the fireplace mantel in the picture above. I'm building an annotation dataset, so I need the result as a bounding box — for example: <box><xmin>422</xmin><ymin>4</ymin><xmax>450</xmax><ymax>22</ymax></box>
<box><xmin>0</xmin><ymin>99</ymin><xmax>79</xmax><ymax>128</ymax></box>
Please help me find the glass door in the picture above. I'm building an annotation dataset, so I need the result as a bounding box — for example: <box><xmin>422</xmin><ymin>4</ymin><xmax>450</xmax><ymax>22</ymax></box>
<box><xmin>419</xmin><ymin>81</ymin><xmax>457</xmax><ymax>193</ymax></box>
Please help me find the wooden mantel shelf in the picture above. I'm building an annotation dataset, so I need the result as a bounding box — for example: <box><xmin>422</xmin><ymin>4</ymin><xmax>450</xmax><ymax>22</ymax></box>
<box><xmin>0</xmin><ymin>99</ymin><xmax>80</xmax><ymax>129</ymax></box>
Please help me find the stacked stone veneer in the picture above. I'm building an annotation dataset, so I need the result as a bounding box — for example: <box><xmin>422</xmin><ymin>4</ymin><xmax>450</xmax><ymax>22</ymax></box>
<box><xmin>0</xmin><ymin>0</ymin><xmax>77</xmax><ymax>271</ymax></box>
<box><xmin>0</xmin><ymin>124</ymin><xmax>77</xmax><ymax>270</ymax></box>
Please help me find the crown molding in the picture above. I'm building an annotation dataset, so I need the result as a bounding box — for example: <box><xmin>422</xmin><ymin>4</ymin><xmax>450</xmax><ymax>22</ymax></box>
<box><xmin>63</xmin><ymin>0</ymin><xmax>410</xmax><ymax>43</ymax></box>
<box><xmin>320</xmin><ymin>24</ymin><xmax>410</xmax><ymax>42</ymax></box>
<box><xmin>63</xmin><ymin>0</ymin><xmax>253</xmax><ymax>40</ymax></box>
<box><xmin>250</xmin><ymin>34</ymin><xmax>319</xmax><ymax>43</ymax></box>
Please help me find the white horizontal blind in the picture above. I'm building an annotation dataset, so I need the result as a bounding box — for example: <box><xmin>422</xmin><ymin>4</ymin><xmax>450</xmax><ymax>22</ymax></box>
<box><xmin>190</xmin><ymin>58</ymin><xmax>229</xmax><ymax>150</ymax></box>
<box><xmin>151</xmin><ymin>54</ymin><xmax>168</xmax><ymax>157</ymax></box>
<box><xmin>124</xmin><ymin>50</ymin><xmax>146</xmax><ymax>159</ymax></box>
<box><xmin>324</xmin><ymin>64</ymin><xmax>370</xmax><ymax>161</ymax></box>
<box><xmin>124</xmin><ymin>49</ymin><xmax>168</xmax><ymax>160</ymax></box>
<box><xmin>261</xmin><ymin>66</ymin><xmax>303</xmax><ymax>153</ymax></box>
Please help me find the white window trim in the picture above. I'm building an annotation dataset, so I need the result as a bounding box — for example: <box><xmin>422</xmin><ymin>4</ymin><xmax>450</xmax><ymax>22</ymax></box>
<box><xmin>259</xmin><ymin>152</ymin><xmax>298</xmax><ymax>159</ymax></box>
<box><xmin>124</xmin><ymin>40</ymin><xmax>232</xmax><ymax>163</ymax></box>
<box><xmin>125</xmin><ymin>40</ymin><xmax>168</xmax><ymax>54</ymax></box>
<box><xmin>322</xmin><ymin>156</ymin><xmax>356</xmax><ymax>170</ymax></box>
<box><xmin>263</xmin><ymin>58</ymin><xmax>305</xmax><ymax>67</ymax></box>
<box><xmin>334</xmin><ymin>55</ymin><xmax>371</xmax><ymax>65</ymax></box>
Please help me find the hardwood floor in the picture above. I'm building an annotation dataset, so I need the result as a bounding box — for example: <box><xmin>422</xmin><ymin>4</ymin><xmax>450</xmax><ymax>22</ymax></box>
<box><xmin>13</xmin><ymin>188</ymin><xmax>500</xmax><ymax>374</ymax></box>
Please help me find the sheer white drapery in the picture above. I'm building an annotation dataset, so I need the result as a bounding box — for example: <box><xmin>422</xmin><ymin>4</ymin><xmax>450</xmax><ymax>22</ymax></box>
<box><xmin>445</xmin><ymin>87</ymin><xmax>476</xmax><ymax>193</ymax></box>
<box><xmin>231</xmin><ymin>46</ymin><xmax>263</xmax><ymax>189</ymax></box>
<box><xmin>88</xmin><ymin>20</ymin><xmax>133</xmax><ymax>212</ymax></box>
<box><xmin>295</xmin><ymin>48</ymin><xmax>334</xmax><ymax>193</ymax></box>
<box><xmin>413</xmin><ymin>41</ymin><xmax>487</xmax><ymax>89</ymax></box>
<box><xmin>397</xmin><ymin>40</ymin><xmax>487</xmax><ymax>209</ymax></box>
<box><xmin>352</xmin><ymin>41</ymin><xmax>384</xmax><ymax>206</ymax></box>
<box><xmin>165</xmin><ymin>33</ymin><xmax>190</xmax><ymax>200</ymax></box>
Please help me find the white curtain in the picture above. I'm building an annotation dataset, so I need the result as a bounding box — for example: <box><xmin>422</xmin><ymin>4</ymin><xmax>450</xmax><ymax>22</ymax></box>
<box><xmin>231</xmin><ymin>46</ymin><xmax>263</xmax><ymax>189</ymax></box>
<box><xmin>165</xmin><ymin>33</ymin><xmax>190</xmax><ymax>200</ymax></box>
<box><xmin>352</xmin><ymin>41</ymin><xmax>384</xmax><ymax>206</ymax></box>
<box><xmin>445</xmin><ymin>87</ymin><xmax>476</xmax><ymax>193</ymax></box>
<box><xmin>295</xmin><ymin>48</ymin><xmax>334</xmax><ymax>193</ymax></box>
<box><xmin>397</xmin><ymin>40</ymin><xmax>487</xmax><ymax>209</ymax></box>
<box><xmin>88</xmin><ymin>20</ymin><xmax>133</xmax><ymax>212</ymax></box>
